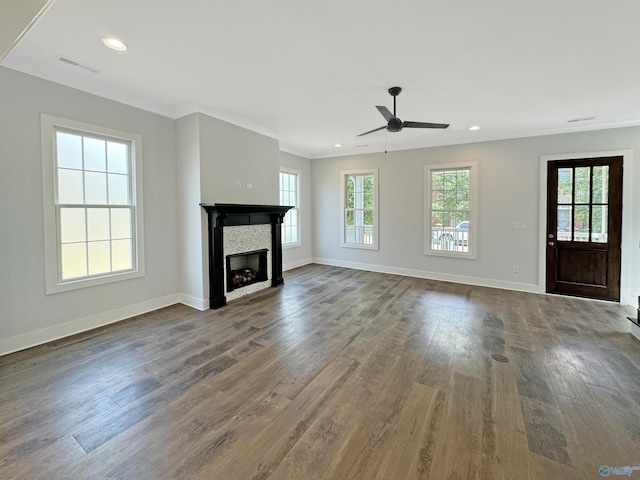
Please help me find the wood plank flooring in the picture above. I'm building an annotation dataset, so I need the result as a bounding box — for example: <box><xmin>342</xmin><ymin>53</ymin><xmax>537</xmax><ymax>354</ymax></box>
<box><xmin>1</xmin><ymin>265</ymin><xmax>639</xmax><ymax>479</ymax></box>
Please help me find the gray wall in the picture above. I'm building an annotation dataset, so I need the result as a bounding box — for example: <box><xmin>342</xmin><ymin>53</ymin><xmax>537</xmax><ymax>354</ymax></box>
<box><xmin>0</xmin><ymin>67</ymin><xmax>180</xmax><ymax>353</ymax></box>
<box><xmin>198</xmin><ymin>113</ymin><xmax>280</xmax><ymax>205</ymax></box>
<box><xmin>176</xmin><ymin>112</ymin><xmax>284</xmax><ymax>309</ymax></box>
<box><xmin>312</xmin><ymin>130</ymin><xmax>640</xmax><ymax>306</ymax></box>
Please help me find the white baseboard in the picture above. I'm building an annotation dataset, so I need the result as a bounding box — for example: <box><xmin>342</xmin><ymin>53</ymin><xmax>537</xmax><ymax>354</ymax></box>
<box><xmin>283</xmin><ymin>257</ymin><xmax>313</xmax><ymax>272</ymax></box>
<box><xmin>311</xmin><ymin>257</ymin><xmax>542</xmax><ymax>294</ymax></box>
<box><xmin>3</xmin><ymin>263</ymin><xmax>631</xmax><ymax>356</ymax></box>
<box><xmin>179</xmin><ymin>292</ymin><xmax>208</xmax><ymax>311</ymax></box>
<box><xmin>0</xmin><ymin>293</ymin><xmax>181</xmax><ymax>357</ymax></box>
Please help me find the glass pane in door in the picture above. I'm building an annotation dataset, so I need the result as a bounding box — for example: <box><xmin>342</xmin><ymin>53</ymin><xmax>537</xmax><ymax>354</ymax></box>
<box><xmin>591</xmin><ymin>166</ymin><xmax>609</xmax><ymax>203</ymax></box>
<box><xmin>591</xmin><ymin>205</ymin><xmax>608</xmax><ymax>243</ymax></box>
<box><xmin>573</xmin><ymin>205</ymin><xmax>590</xmax><ymax>242</ymax></box>
<box><xmin>557</xmin><ymin>206</ymin><xmax>572</xmax><ymax>240</ymax></box>
<box><xmin>557</xmin><ymin>168</ymin><xmax>573</xmax><ymax>204</ymax></box>
<box><xmin>574</xmin><ymin>167</ymin><xmax>590</xmax><ymax>204</ymax></box>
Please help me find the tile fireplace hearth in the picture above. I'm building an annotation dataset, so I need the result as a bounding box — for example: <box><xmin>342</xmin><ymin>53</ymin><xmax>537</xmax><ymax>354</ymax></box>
<box><xmin>200</xmin><ymin>203</ymin><xmax>292</xmax><ymax>309</ymax></box>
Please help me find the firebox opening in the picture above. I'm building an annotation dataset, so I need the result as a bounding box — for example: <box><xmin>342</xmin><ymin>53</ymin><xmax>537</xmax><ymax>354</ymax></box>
<box><xmin>226</xmin><ymin>249</ymin><xmax>268</xmax><ymax>292</ymax></box>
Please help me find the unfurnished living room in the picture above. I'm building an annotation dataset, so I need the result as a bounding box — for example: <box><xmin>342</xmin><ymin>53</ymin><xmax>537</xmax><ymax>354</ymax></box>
<box><xmin>1</xmin><ymin>1</ymin><xmax>640</xmax><ymax>479</ymax></box>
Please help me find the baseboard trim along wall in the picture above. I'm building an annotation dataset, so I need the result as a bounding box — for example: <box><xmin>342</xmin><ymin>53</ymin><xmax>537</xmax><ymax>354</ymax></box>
<box><xmin>312</xmin><ymin>257</ymin><xmax>639</xmax><ymax>338</ymax></box>
<box><xmin>179</xmin><ymin>293</ymin><xmax>208</xmax><ymax>311</ymax></box>
<box><xmin>0</xmin><ymin>294</ymin><xmax>181</xmax><ymax>357</ymax></box>
<box><xmin>283</xmin><ymin>257</ymin><xmax>313</xmax><ymax>272</ymax></box>
<box><xmin>1</xmin><ymin>258</ymin><xmax>315</xmax><ymax>356</ymax></box>
<box><xmin>312</xmin><ymin>256</ymin><xmax>544</xmax><ymax>295</ymax></box>
<box><xmin>3</xmin><ymin>260</ymin><xmax>634</xmax><ymax>357</ymax></box>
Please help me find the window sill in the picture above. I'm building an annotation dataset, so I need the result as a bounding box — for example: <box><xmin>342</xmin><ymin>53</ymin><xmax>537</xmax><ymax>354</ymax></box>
<box><xmin>341</xmin><ymin>243</ymin><xmax>379</xmax><ymax>251</ymax></box>
<box><xmin>424</xmin><ymin>249</ymin><xmax>477</xmax><ymax>260</ymax></box>
<box><xmin>46</xmin><ymin>268</ymin><xmax>145</xmax><ymax>294</ymax></box>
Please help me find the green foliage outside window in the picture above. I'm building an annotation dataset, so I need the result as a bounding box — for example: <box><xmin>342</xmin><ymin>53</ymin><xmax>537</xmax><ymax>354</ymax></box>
<box><xmin>346</xmin><ymin>174</ymin><xmax>374</xmax><ymax>227</ymax></box>
<box><xmin>430</xmin><ymin>169</ymin><xmax>469</xmax><ymax>227</ymax></box>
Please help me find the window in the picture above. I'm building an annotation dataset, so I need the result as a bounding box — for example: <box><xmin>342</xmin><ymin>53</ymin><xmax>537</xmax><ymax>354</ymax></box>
<box><xmin>41</xmin><ymin>114</ymin><xmax>144</xmax><ymax>293</ymax></box>
<box><xmin>279</xmin><ymin>168</ymin><xmax>300</xmax><ymax>246</ymax></box>
<box><xmin>341</xmin><ymin>169</ymin><xmax>378</xmax><ymax>250</ymax></box>
<box><xmin>425</xmin><ymin>162</ymin><xmax>477</xmax><ymax>258</ymax></box>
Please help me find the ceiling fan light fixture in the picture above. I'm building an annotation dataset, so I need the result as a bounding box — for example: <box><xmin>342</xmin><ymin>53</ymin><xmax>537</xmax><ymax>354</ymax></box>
<box><xmin>357</xmin><ymin>87</ymin><xmax>449</xmax><ymax>137</ymax></box>
<box><xmin>387</xmin><ymin>117</ymin><xmax>403</xmax><ymax>132</ymax></box>
<box><xmin>102</xmin><ymin>37</ymin><xmax>128</xmax><ymax>51</ymax></box>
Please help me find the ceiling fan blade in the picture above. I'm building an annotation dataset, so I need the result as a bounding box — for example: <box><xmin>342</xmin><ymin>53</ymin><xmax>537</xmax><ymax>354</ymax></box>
<box><xmin>376</xmin><ymin>106</ymin><xmax>394</xmax><ymax>121</ymax></box>
<box><xmin>357</xmin><ymin>125</ymin><xmax>387</xmax><ymax>137</ymax></box>
<box><xmin>403</xmin><ymin>121</ymin><xmax>449</xmax><ymax>129</ymax></box>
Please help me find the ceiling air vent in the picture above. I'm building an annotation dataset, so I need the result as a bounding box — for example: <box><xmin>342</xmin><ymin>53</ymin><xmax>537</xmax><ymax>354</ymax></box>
<box><xmin>58</xmin><ymin>56</ymin><xmax>80</xmax><ymax>67</ymax></box>
<box><xmin>57</xmin><ymin>56</ymin><xmax>100</xmax><ymax>74</ymax></box>
<box><xmin>567</xmin><ymin>116</ymin><xmax>596</xmax><ymax>123</ymax></box>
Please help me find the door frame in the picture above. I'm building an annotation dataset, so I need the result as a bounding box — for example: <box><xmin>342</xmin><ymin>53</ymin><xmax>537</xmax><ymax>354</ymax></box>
<box><xmin>538</xmin><ymin>149</ymin><xmax>634</xmax><ymax>306</ymax></box>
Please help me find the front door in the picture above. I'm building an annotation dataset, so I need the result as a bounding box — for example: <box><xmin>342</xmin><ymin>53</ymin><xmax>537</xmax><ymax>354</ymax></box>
<box><xmin>546</xmin><ymin>156</ymin><xmax>623</xmax><ymax>301</ymax></box>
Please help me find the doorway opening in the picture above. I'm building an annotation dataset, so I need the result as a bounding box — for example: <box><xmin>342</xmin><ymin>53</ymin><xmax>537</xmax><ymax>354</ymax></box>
<box><xmin>545</xmin><ymin>156</ymin><xmax>623</xmax><ymax>301</ymax></box>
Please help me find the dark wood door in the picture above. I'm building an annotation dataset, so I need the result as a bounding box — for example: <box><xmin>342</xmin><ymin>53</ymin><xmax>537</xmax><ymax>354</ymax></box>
<box><xmin>546</xmin><ymin>156</ymin><xmax>623</xmax><ymax>301</ymax></box>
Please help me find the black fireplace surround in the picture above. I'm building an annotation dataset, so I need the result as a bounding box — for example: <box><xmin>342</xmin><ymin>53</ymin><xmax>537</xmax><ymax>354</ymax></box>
<box><xmin>200</xmin><ymin>203</ymin><xmax>292</xmax><ymax>309</ymax></box>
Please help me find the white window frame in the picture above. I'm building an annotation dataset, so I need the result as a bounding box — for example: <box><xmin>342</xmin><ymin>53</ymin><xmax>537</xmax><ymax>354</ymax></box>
<box><xmin>41</xmin><ymin>114</ymin><xmax>145</xmax><ymax>293</ymax></box>
<box><xmin>424</xmin><ymin>162</ymin><xmax>477</xmax><ymax>259</ymax></box>
<box><xmin>341</xmin><ymin>168</ymin><xmax>379</xmax><ymax>250</ymax></box>
<box><xmin>279</xmin><ymin>167</ymin><xmax>301</xmax><ymax>248</ymax></box>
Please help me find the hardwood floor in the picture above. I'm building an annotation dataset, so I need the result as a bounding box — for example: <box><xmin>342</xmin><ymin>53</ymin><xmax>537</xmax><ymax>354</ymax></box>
<box><xmin>1</xmin><ymin>265</ymin><xmax>639</xmax><ymax>479</ymax></box>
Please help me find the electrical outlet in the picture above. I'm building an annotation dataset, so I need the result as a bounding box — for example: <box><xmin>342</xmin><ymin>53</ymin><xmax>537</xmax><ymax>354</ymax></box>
<box><xmin>234</xmin><ymin>181</ymin><xmax>242</xmax><ymax>188</ymax></box>
<box><xmin>246</xmin><ymin>183</ymin><xmax>253</xmax><ymax>189</ymax></box>
<box><xmin>512</xmin><ymin>265</ymin><xmax>519</xmax><ymax>273</ymax></box>
<box><xmin>512</xmin><ymin>222</ymin><xmax>526</xmax><ymax>230</ymax></box>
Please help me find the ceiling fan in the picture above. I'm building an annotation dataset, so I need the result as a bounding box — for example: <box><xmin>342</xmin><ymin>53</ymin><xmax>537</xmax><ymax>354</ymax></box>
<box><xmin>357</xmin><ymin>87</ymin><xmax>449</xmax><ymax>137</ymax></box>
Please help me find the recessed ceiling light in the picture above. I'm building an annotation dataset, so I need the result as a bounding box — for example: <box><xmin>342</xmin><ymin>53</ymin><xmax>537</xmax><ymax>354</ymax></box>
<box><xmin>334</xmin><ymin>143</ymin><xmax>342</xmax><ymax>148</ymax></box>
<box><xmin>469</xmin><ymin>125</ymin><xmax>481</xmax><ymax>131</ymax></box>
<box><xmin>102</xmin><ymin>37</ymin><xmax>128</xmax><ymax>51</ymax></box>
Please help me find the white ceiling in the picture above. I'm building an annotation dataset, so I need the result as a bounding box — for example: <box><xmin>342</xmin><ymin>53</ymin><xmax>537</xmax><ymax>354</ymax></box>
<box><xmin>3</xmin><ymin>0</ymin><xmax>640</xmax><ymax>159</ymax></box>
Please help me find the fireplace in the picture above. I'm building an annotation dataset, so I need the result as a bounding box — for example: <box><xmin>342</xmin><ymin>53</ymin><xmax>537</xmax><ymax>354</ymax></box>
<box><xmin>200</xmin><ymin>203</ymin><xmax>292</xmax><ymax>308</ymax></box>
<box><xmin>226</xmin><ymin>249</ymin><xmax>268</xmax><ymax>292</ymax></box>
